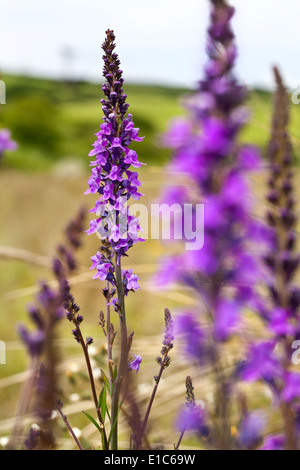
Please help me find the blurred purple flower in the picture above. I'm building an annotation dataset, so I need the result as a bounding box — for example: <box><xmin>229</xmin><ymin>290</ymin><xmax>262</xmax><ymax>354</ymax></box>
<box><xmin>260</xmin><ymin>435</ymin><xmax>284</xmax><ymax>451</ymax></box>
<box><xmin>174</xmin><ymin>313</ymin><xmax>214</xmax><ymax>366</ymax></box>
<box><xmin>18</xmin><ymin>325</ymin><xmax>45</xmax><ymax>357</ymax></box>
<box><xmin>281</xmin><ymin>372</ymin><xmax>300</xmax><ymax>403</ymax></box>
<box><xmin>241</xmin><ymin>342</ymin><xmax>280</xmax><ymax>383</ymax></box>
<box><xmin>0</xmin><ymin>128</ymin><xmax>17</xmax><ymax>161</ymax></box>
<box><xmin>238</xmin><ymin>412</ymin><xmax>265</xmax><ymax>449</ymax></box>
<box><xmin>123</xmin><ymin>269</ymin><xmax>140</xmax><ymax>294</ymax></box>
<box><xmin>268</xmin><ymin>308</ymin><xmax>295</xmax><ymax>337</ymax></box>
<box><xmin>176</xmin><ymin>404</ymin><xmax>209</xmax><ymax>438</ymax></box>
<box><xmin>214</xmin><ymin>298</ymin><xmax>240</xmax><ymax>341</ymax></box>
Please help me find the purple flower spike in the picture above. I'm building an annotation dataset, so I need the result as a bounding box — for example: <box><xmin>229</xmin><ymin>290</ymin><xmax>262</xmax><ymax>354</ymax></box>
<box><xmin>129</xmin><ymin>354</ymin><xmax>142</xmax><ymax>373</ymax></box>
<box><xmin>157</xmin><ymin>0</ymin><xmax>270</xmax><ymax>450</ymax></box>
<box><xmin>158</xmin><ymin>0</ymin><xmax>263</xmax><ymax>356</ymax></box>
<box><xmin>246</xmin><ymin>67</ymin><xmax>300</xmax><ymax>449</ymax></box>
<box><xmin>85</xmin><ymin>30</ymin><xmax>145</xmax><ymax>304</ymax></box>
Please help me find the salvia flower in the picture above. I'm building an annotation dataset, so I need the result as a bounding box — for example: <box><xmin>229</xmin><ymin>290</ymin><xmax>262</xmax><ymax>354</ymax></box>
<box><xmin>241</xmin><ymin>67</ymin><xmax>300</xmax><ymax>450</ymax></box>
<box><xmin>129</xmin><ymin>354</ymin><xmax>142</xmax><ymax>373</ymax></box>
<box><xmin>158</xmin><ymin>0</ymin><xmax>266</xmax><ymax>449</ymax></box>
<box><xmin>159</xmin><ymin>0</ymin><xmax>264</xmax><ymax>334</ymax></box>
<box><xmin>85</xmin><ymin>30</ymin><xmax>144</xmax><ymax>298</ymax></box>
<box><xmin>13</xmin><ymin>208</ymin><xmax>86</xmax><ymax>449</ymax></box>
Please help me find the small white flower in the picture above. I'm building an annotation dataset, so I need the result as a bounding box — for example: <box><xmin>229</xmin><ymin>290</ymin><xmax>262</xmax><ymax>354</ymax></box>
<box><xmin>88</xmin><ymin>345</ymin><xmax>98</xmax><ymax>357</ymax></box>
<box><xmin>68</xmin><ymin>363</ymin><xmax>80</xmax><ymax>374</ymax></box>
<box><xmin>0</xmin><ymin>437</ymin><xmax>9</xmax><ymax>447</ymax></box>
<box><xmin>137</xmin><ymin>383</ymin><xmax>152</xmax><ymax>396</ymax></box>
<box><xmin>50</xmin><ymin>410</ymin><xmax>59</xmax><ymax>420</ymax></box>
<box><xmin>31</xmin><ymin>423</ymin><xmax>41</xmax><ymax>431</ymax></box>
<box><xmin>73</xmin><ymin>428</ymin><xmax>82</xmax><ymax>438</ymax></box>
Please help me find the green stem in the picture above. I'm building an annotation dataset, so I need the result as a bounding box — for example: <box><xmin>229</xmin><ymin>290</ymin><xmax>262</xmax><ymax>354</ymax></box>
<box><xmin>175</xmin><ymin>428</ymin><xmax>186</xmax><ymax>450</ymax></box>
<box><xmin>76</xmin><ymin>325</ymin><xmax>109</xmax><ymax>449</ymax></box>
<box><xmin>110</xmin><ymin>257</ymin><xmax>128</xmax><ymax>450</ymax></box>
<box><xmin>56</xmin><ymin>403</ymin><xmax>83</xmax><ymax>450</ymax></box>
<box><xmin>140</xmin><ymin>361</ymin><xmax>165</xmax><ymax>443</ymax></box>
<box><xmin>106</xmin><ymin>280</ymin><xmax>114</xmax><ymax>385</ymax></box>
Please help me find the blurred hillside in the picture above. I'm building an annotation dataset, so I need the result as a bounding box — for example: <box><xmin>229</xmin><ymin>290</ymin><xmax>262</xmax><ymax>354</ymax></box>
<box><xmin>0</xmin><ymin>74</ymin><xmax>188</xmax><ymax>170</ymax></box>
<box><xmin>1</xmin><ymin>73</ymin><xmax>300</xmax><ymax>171</ymax></box>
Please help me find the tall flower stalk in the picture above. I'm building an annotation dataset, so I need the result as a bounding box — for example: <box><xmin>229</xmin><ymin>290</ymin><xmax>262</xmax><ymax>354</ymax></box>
<box><xmin>264</xmin><ymin>66</ymin><xmax>299</xmax><ymax>450</ymax></box>
<box><xmin>241</xmin><ymin>67</ymin><xmax>300</xmax><ymax>450</ymax></box>
<box><xmin>85</xmin><ymin>30</ymin><xmax>144</xmax><ymax>449</ymax></box>
<box><xmin>139</xmin><ymin>308</ymin><xmax>174</xmax><ymax>445</ymax></box>
<box><xmin>8</xmin><ymin>208</ymin><xmax>85</xmax><ymax>450</ymax></box>
<box><xmin>158</xmin><ymin>0</ymin><xmax>264</xmax><ymax>449</ymax></box>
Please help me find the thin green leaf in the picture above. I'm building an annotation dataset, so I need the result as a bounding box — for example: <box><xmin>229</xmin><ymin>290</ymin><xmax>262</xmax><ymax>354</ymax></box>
<box><xmin>98</xmin><ymin>386</ymin><xmax>107</xmax><ymax>423</ymax></box>
<box><xmin>82</xmin><ymin>410</ymin><xmax>106</xmax><ymax>449</ymax></box>
<box><xmin>108</xmin><ymin>399</ymin><xmax>124</xmax><ymax>444</ymax></box>
<box><xmin>113</xmin><ymin>365</ymin><xmax>118</xmax><ymax>381</ymax></box>
<box><xmin>82</xmin><ymin>411</ymin><xmax>103</xmax><ymax>435</ymax></box>
<box><xmin>101</xmin><ymin>369</ymin><xmax>111</xmax><ymax>395</ymax></box>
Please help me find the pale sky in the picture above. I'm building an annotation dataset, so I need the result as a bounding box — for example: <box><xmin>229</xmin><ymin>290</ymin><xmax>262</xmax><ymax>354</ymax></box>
<box><xmin>1</xmin><ymin>0</ymin><xmax>299</xmax><ymax>90</ymax></box>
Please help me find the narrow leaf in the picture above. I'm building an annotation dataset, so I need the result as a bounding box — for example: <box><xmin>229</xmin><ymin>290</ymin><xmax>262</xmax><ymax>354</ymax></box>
<box><xmin>108</xmin><ymin>399</ymin><xmax>124</xmax><ymax>444</ymax></box>
<box><xmin>98</xmin><ymin>386</ymin><xmax>107</xmax><ymax>423</ymax></box>
<box><xmin>82</xmin><ymin>410</ymin><xmax>106</xmax><ymax>449</ymax></box>
<box><xmin>101</xmin><ymin>369</ymin><xmax>111</xmax><ymax>395</ymax></box>
<box><xmin>113</xmin><ymin>364</ymin><xmax>118</xmax><ymax>381</ymax></box>
<box><xmin>82</xmin><ymin>411</ymin><xmax>103</xmax><ymax>435</ymax></box>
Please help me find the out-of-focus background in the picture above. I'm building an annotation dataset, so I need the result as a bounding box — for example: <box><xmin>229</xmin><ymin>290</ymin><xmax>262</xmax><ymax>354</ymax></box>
<box><xmin>1</xmin><ymin>0</ymin><xmax>300</xmax><ymax>450</ymax></box>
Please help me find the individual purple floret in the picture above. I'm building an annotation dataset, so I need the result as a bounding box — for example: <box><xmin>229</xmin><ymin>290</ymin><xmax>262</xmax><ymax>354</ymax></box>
<box><xmin>129</xmin><ymin>354</ymin><xmax>142</xmax><ymax>373</ymax></box>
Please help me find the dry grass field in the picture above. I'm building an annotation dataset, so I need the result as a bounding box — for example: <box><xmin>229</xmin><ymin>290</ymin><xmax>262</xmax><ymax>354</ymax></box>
<box><xmin>1</xmin><ymin>75</ymin><xmax>300</xmax><ymax>449</ymax></box>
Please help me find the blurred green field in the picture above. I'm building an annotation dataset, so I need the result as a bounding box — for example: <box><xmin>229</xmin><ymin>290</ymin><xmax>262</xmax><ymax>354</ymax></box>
<box><xmin>1</xmin><ymin>73</ymin><xmax>300</xmax><ymax>171</ymax></box>
<box><xmin>1</xmin><ymin>74</ymin><xmax>189</xmax><ymax>171</ymax></box>
<box><xmin>1</xmin><ymin>74</ymin><xmax>300</xmax><ymax>449</ymax></box>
